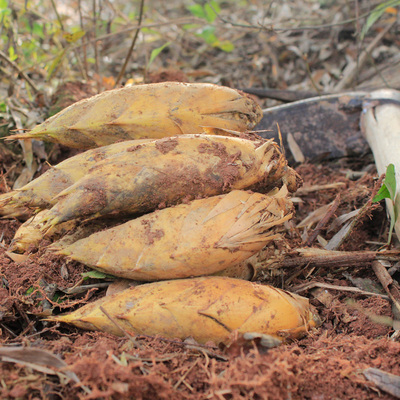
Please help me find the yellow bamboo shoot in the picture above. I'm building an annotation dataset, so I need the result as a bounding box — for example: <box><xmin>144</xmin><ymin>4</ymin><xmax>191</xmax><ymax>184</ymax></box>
<box><xmin>50</xmin><ymin>276</ymin><xmax>320</xmax><ymax>344</ymax></box>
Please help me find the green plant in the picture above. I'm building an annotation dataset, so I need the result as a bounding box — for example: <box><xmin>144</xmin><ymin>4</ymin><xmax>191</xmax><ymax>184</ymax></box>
<box><xmin>25</xmin><ymin>286</ymin><xmax>35</xmax><ymax>295</ymax></box>
<box><xmin>81</xmin><ymin>270</ymin><xmax>114</xmax><ymax>281</ymax></box>
<box><xmin>373</xmin><ymin>163</ymin><xmax>400</xmax><ymax>245</ymax></box>
<box><xmin>361</xmin><ymin>0</ymin><xmax>400</xmax><ymax>39</ymax></box>
<box><xmin>147</xmin><ymin>41</ymin><xmax>171</xmax><ymax>70</ymax></box>
<box><xmin>0</xmin><ymin>1</ymin><xmax>60</xmax><ymax>72</ymax></box>
<box><xmin>185</xmin><ymin>1</ymin><xmax>234</xmax><ymax>52</ymax></box>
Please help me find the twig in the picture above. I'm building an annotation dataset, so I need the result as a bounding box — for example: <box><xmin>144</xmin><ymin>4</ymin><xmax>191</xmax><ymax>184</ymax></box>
<box><xmin>0</xmin><ymin>323</ymin><xmax>17</xmax><ymax>338</ymax></box>
<box><xmin>365</xmin><ymin>52</ymin><xmax>391</xmax><ymax>89</ymax></box>
<box><xmin>280</xmin><ymin>249</ymin><xmax>400</xmax><ymax>269</ymax></box>
<box><xmin>0</xmin><ymin>51</ymin><xmax>39</xmax><ymax>94</ymax></box>
<box><xmin>292</xmin><ymin>281</ymin><xmax>389</xmax><ymax>299</ymax></box>
<box><xmin>73</xmin><ymin>48</ymin><xmax>87</xmax><ymax>82</ymax></box>
<box><xmin>70</xmin><ymin>18</ymin><xmax>200</xmax><ymax>51</ymax></box>
<box><xmin>125</xmin><ymin>352</ymin><xmax>183</xmax><ymax>363</ymax></box>
<box><xmin>78</xmin><ymin>0</ymin><xmax>89</xmax><ymax>80</ymax></box>
<box><xmin>334</xmin><ymin>20</ymin><xmax>396</xmax><ymax>91</ymax></box>
<box><xmin>20</xmin><ymin>324</ymin><xmax>61</xmax><ymax>340</ymax></box>
<box><xmin>13</xmin><ymin>320</ymin><xmax>36</xmax><ymax>340</ymax></box>
<box><xmin>303</xmin><ymin>54</ymin><xmax>323</xmax><ymax>95</ymax></box>
<box><xmin>92</xmin><ymin>0</ymin><xmax>101</xmax><ymax>92</ymax></box>
<box><xmin>256</xmin><ymin>247</ymin><xmax>400</xmax><ymax>283</ymax></box>
<box><xmin>185</xmin><ymin>345</ymin><xmax>227</xmax><ymax>362</ymax></box>
<box><xmin>173</xmin><ymin>359</ymin><xmax>198</xmax><ymax>390</ymax></box>
<box><xmin>354</xmin><ymin>0</ymin><xmax>361</xmax><ymax>85</ymax></box>
<box><xmin>372</xmin><ymin>261</ymin><xmax>400</xmax><ymax>316</ymax></box>
<box><xmin>50</xmin><ymin>0</ymin><xmax>64</xmax><ymax>31</ymax></box>
<box><xmin>103</xmin><ymin>0</ymin><xmax>130</xmax><ymax>23</ymax></box>
<box><xmin>114</xmin><ymin>0</ymin><xmax>145</xmax><ymax>87</ymax></box>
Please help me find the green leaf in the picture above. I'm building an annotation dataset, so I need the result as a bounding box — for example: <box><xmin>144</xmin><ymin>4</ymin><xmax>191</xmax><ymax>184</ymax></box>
<box><xmin>373</xmin><ymin>164</ymin><xmax>397</xmax><ymax>202</ymax></box>
<box><xmin>81</xmin><ymin>270</ymin><xmax>112</xmax><ymax>280</ymax></box>
<box><xmin>214</xmin><ymin>39</ymin><xmax>234</xmax><ymax>52</ymax></box>
<box><xmin>374</xmin><ymin>164</ymin><xmax>400</xmax><ymax>246</ymax></box>
<box><xmin>148</xmin><ymin>41</ymin><xmax>171</xmax><ymax>68</ymax></box>
<box><xmin>141</xmin><ymin>27</ymin><xmax>161</xmax><ymax>36</ymax></box>
<box><xmin>373</xmin><ymin>183</ymin><xmax>391</xmax><ymax>202</ymax></box>
<box><xmin>187</xmin><ymin>4</ymin><xmax>207</xmax><ymax>19</ymax></box>
<box><xmin>197</xmin><ymin>26</ymin><xmax>217</xmax><ymax>44</ymax></box>
<box><xmin>25</xmin><ymin>286</ymin><xmax>35</xmax><ymax>295</ymax></box>
<box><xmin>384</xmin><ymin>163</ymin><xmax>396</xmax><ymax>200</ymax></box>
<box><xmin>0</xmin><ymin>101</ymin><xmax>6</xmax><ymax>112</ymax></box>
<box><xmin>0</xmin><ymin>0</ymin><xmax>11</xmax><ymax>18</ymax></box>
<box><xmin>361</xmin><ymin>0</ymin><xmax>400</xmax><ymax>39</ymax></box>
<box><xmin>63</xmin><ymin>30</ymin><xmax>86</xmax><ymax>43</ymax></box>
<box><xmin>0</xmin><ymin>8</ymin><xmax>11</xmax><ymax>16</ymax></box>
<box><xmin>204</xmin><ymin>2</ymin><xmax>219</xmax><ymax>23</ymax></box>
<box><xmin>32</xmin><ymin>22</ymin><xmax>44</xmax><ymax>39</ymax></box>
<box><xmin>52</xmin><ymin>293</ymin><xmax>65</xmax><ymax>304</ymax></box>
<box><xmin>8</xmin><ymin>46</ymin><xmax>17</xmax><ymax>61</ymax></box>
<box><xmin>182</xmin><ymin>23</ymin><xmax>201</xmax><ymax>31</ymax></box>
<box><xmin>0</xmin><ymin>0</ymin><xmax>10</xmax><ymax>14</ymax></box>
<box><xmin>210</xmin><ymin>0</ymin><xmax>221</xmax><ymax>14</ymax></box>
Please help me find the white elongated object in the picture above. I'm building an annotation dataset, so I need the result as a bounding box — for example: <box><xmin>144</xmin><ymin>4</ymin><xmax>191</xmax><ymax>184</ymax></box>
<box><xmin>360</xmin><ymin>89</ymin><xmax>400</xmax><ymax>240</ymax></box>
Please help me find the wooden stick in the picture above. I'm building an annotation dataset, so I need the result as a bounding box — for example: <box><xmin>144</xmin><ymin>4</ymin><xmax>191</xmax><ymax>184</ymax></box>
<box><xmin>0</xmin><ymin>51</ymin><xmax>39</xmax><ymax>93</ymax></box>
<box><xmin>114</xmin><ymin>0</ymin><xmax>145</xmax><ymax>87</ymax></box>
<box><xmin>372</xmin><ymin>261</ymin><xmax>400</xmax><ymax>316</ymax></box>
<box><xmin>251</xmin><ymin>247</ymin><xmax>400</xmax><ymax>281</ymax></box>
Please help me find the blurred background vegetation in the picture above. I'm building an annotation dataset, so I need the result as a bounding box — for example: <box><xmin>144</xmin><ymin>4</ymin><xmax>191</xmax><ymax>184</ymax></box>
<box><xmin>0</xmin><ymin>0</ymin><xmax>398</xmax><ymax>160</ymax></box>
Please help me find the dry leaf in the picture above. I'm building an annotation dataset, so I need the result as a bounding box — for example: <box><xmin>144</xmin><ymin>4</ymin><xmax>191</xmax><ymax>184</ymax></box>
<box><xmin>0</xmin><ymin>347</ymin><xmax>80</xmax><ymax>384</ymax></box>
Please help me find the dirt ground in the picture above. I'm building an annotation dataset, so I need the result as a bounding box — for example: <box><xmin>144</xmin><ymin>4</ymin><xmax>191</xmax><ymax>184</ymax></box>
<box><xmin>1</xmin><ymin>0</ymin><xmax>400</xmax><ymax>399</ymax></box>
<box><xmin>1</xmin><ymin>156</ymin><xmax>400</xmax><ymax>399</ymax></box>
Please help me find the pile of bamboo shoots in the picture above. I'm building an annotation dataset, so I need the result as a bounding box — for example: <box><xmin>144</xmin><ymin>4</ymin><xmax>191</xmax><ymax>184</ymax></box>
<box><xmin>1</xmin><ymin>82</ymin><xmax>319</xmax><ymax>344</ymax></box>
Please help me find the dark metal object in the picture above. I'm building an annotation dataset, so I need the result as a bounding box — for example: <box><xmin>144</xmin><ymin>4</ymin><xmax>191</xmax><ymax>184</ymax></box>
<box><xmin>254</xmin><ymin>92</ymin><xmax>371</xmax><ymax>163</ymax></box>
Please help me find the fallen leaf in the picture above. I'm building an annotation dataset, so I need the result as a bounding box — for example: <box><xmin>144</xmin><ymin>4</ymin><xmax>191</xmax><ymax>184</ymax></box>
<box><xmin>0</xmin><ymin>347</ymin><xmax>80</xmax><ymax>384</ymax></box>
<box><xmin>328</xmin><ymin>208</ymin><xmax>360</xmax><ymax>233</ymax></box>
